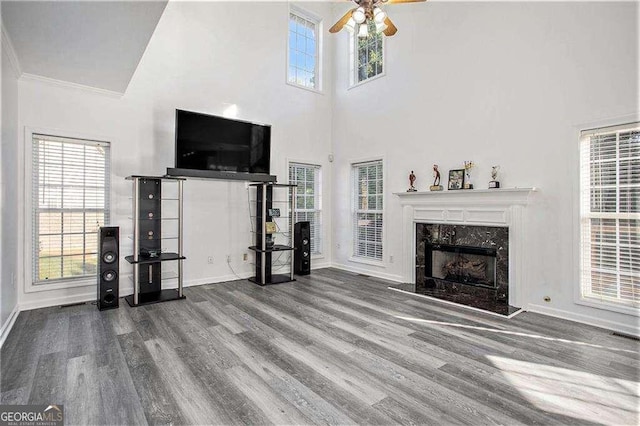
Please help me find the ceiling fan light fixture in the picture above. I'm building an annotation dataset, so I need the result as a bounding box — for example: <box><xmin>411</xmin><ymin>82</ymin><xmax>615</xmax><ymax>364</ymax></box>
<box><xmin>357</xmin><ymin>23</ymin><xmax>369</xmax><ymax>38</ymax></box>
<box><xmin>352</xmin><ymin>7</ymin><xmax>366</xmax><ymax>24</ymax></box>
<box><xmin>375</xmin><ymin>21</ymin><xmax>388</xmax><ymax>34</ymax></box>
<box><xmin>373</xmin><ymin>7</ymin><xmax>387</xmax><ymax>24</ymax></box>
<box><xmin>344</xmin><ymin>17</ymin><xmax>356</xmax><ymax>33</ymax></box>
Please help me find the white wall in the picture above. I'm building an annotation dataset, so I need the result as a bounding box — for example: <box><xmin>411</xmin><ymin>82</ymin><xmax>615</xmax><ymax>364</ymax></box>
<box><xmin>15</xmin><ymin>1</ymin><xmax>334</xmax><ymax>310</ymax></box>
<box><xmin>331</xmin><ymin>2</ymin><xmax>639</xmax><ymax>333</ymax></box>
<box><xmin>1</xmin><ymin>20</ymin><xmax>20</xmax><ymax>329</ymax></box>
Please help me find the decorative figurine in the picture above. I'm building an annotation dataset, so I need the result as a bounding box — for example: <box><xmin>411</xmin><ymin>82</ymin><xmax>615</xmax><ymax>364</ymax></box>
<box><xmin>489</xmin><ymin>165</ymin><xmax>501</xmax><ymax>189</ymax></box>
<box><xmin>463</xmin><ymin>161</ymin><xmax>475</xmax><ymax>189</ymax></box>
<box><xmin>430</xmin><ymin>164</ymin><xmax>443</xmax><ymax>191</ymax></box>
<box><xmin>407</xmin><ymin>170</ymin><xmax>417</xmax><ymax>192</ymax></box>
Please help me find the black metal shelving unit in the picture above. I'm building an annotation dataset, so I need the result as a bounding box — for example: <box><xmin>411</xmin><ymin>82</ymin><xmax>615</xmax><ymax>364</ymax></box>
<box><xmin>248</xmin><ymin>183</ymin><xmax>296</xmax><ymax>285</ymax></box>
<box><xmin>124</xmin><ymin>175</ymin><xmax>186</xmax><ymax>306</ymax></box>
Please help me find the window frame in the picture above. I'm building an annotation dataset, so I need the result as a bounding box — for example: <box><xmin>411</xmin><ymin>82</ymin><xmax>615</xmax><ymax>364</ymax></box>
<box><xmin>287</xmin><ymin>6</ymin><xmax>323</xmax><ymax>93</ymax></box>
<box><xmin>288</xmin><ymin>161</ymin><xmax>322</xmax><ymax>256</ymax></box>
<box><xmin>23</xmin><ymin>127</ymin><xmax>113</xmax><ymax>293</ymax></box>
<box><xmin>351</xmin><ymin>158</ymin><xmax>384</xmax><ymax>263</ymax></box>
<box><xmin>577</xmin><ymin>121</ymin><xmax>640</xmax><ymax>315</ymax></box>
<box><xmin>348</xmin><ymin>21</ymin><xmax>386</xmax><ymax>89</ymax></box>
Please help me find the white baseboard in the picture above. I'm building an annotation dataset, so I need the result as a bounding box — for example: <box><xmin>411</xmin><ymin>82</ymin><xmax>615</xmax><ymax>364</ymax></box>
<box><xmin>331</xmin><ymin>262</ymin><xmax>404</xmax><ymax>283</ymax></box>
<box><xmin>527</xmin><ymin>303</ymin><xmax>640</xmax><ymax>337</ymax></box>
<box><xmin>0</xmin><ymin>304</ymin><xmax>21</xmax><ymax>348</ymax></box>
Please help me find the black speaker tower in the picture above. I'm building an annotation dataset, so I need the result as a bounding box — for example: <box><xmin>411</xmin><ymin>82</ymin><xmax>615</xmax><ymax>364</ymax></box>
<box><xmin>294</xmin><ymin>221</ymin><xmax>311</xmax><ymax>275</ymax></box>
<box><xmin>97</xmin><ymin>226</ymin><xmax>119</xmax><ymax>310</ymax></box>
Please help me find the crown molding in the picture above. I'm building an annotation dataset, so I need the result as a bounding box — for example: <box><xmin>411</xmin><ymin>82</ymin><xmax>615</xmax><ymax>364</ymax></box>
<box><xmin>1</xmin><ymin>22</ymin><xmax>22</xmax><ymax>78</ymax></box>
<box><xmin>19</xmin><ymin>73</ymin><xmax>124</xmax><ymax>99</ymax></box>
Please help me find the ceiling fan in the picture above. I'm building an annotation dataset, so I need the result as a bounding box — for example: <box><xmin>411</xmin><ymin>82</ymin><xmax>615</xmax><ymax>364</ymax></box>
<box><xmin>329</xmin><ymin>0</ymin><xmax>426</xmax><ymax>37</ymax></box>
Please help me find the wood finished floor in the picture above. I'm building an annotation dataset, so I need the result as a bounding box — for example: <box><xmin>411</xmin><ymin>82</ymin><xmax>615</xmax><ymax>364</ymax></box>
<box><xmin>1</xmin><ymin>268</ymin><xmax>638</xmax><ymax>425</ymax></box>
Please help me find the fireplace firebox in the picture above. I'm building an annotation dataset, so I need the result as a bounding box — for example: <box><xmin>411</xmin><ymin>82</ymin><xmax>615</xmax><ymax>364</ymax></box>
<box><xmin>425</xmin><ymin>243</ymin><xmax>497</xmax><ymax>289</ymax></box>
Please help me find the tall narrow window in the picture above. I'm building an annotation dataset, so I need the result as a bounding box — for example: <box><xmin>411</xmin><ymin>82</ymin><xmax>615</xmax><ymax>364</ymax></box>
<box><xmin>580</xmin><ymin>122</ymin><xmax>639</xmax><ymax>308</ymax></box>
<box><xmin>289</xmin><ymin>163</ymin><xmax>322</xmax><ymax>254</ymax></box>
<box><xmin>350</xmin><ymin>21</ymin><xmax>384</xmax><ymax>86</ymax></box>
<box><xmin>288</xmin><ymin>10</ymin><xmax>320</xmax><ymax>90</ymax></box>
<box><xmin>32</xmin><ymin>134</ymin><xmax>110</xmax><ymax>284</ymax></box>
<box><xmin>353</xmin><ymin>160</ymin><xmax>383</xmax><ymax>260</ymax></box>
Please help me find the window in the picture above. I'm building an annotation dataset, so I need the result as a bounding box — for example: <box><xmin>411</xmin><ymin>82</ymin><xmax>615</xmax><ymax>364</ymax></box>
<box><xmin>580</xmin><ymin>122</ymin><xmax>639</xmax><ymax>308</ymax></box>
<box><xmin>289</xmin><ymin>163</ymin><xmax>322</xmax><ymax>254</ymax></box>
<box><xmin>32</xmin><ymin>134</ymin><xmax>110</xmax><ymax>284</ymax></box>
<box><xmin>351</xmin><ymin>21</ymin><xmax>384</xmax><ymax>86</ymax></box>
<box><xmin>288</xmin><ymin>10</ymin><xmax>320</xmax><ymax>90</ymax></box>
<box><xmin>353</xmin><ymin>160</ymin><xmax>383</xmax><ymax>260</ymax></box>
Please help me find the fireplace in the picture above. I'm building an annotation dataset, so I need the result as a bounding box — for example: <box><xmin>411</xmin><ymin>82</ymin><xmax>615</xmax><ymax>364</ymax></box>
<box><xmin>392</xmin><ymin>187</ymin><xmax>535</xmax><ymax>316</ymax></box>
<box><xmin>391</xmin><ymin>222</ymin><xmax>519</xmax><ymax>316</ymax></box>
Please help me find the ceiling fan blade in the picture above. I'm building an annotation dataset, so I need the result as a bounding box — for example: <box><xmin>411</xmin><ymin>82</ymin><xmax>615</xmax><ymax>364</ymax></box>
<box><xmin>383</xmin><ymin>17</ymin><xmax>398</xmax><ymax>36</ymax></box>
<box><xmin>329</xmin><ymin>8</ymin><xmax>356</xmax><ymax>33</ymax></box>
<box><xmin>384</xmin><ymin>0</ymin><xmax>426</xmax><ymax>3</ymax></box>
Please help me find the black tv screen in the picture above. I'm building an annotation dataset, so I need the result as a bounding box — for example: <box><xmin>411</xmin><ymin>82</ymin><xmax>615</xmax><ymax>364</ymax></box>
<box><xmin>175</xmin><ymin>109</ymin><xmax>271</xmax><ymax>174</ymax></box>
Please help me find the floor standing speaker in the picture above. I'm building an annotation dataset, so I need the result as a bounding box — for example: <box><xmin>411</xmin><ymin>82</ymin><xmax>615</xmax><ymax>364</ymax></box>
<box><xmin>294</xmin><ymin>221</ymin><xmax>311</xmax><ymax>275</ymax></box>
<box><xmin>98</xmin><ymin>226</ymin><xmax>119</xmax><ymax>310</ymax></box>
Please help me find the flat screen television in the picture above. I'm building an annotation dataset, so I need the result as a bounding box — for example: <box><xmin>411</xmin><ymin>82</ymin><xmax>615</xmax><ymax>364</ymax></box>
<box><xmin>175</xmin><ymin>109</ymin><xmax>271</xmax><ymax>174</ymax></box>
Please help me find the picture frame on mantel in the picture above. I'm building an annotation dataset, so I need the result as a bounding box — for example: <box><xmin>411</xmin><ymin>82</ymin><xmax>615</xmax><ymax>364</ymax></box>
<box><xmin>448</xmin><ymin>169</ymin><xmax>465</xmax><ymax>190</ymax></box>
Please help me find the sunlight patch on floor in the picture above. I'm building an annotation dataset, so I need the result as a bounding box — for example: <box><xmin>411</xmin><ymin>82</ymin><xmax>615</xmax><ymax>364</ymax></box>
<box><xmin>394</xmin><ymin>316</ymin><xmax>638</xmax><ymax>355</ymax></box>
<box><xmin>486</xmin><ymin>355</ymin><xmax>640</xmax><ymax>424</ymax></box>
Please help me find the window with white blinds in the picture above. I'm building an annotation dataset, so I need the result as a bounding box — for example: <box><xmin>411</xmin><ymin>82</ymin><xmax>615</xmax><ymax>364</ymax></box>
<box><xmin>289</xmin><ymin>162</ymin><xmax>322</xmax><ymax>254</ymax></box>
<box><xmin>353</xmin><ymin>160</ymin><xmax>383</xmax><ymax>260</ymax></box>
<box><xmin>32</xmin><ymin>134</ymin><xmax>110</xmax><ymax>284</ymax></box>
<box><xmin>580</xmin><ymin>122</ymin><xmax>639</xmax><ymax>308</ymax></box>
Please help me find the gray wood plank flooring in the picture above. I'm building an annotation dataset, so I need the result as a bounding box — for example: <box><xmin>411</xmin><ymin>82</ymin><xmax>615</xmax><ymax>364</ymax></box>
<box><xmin>1</xmin><ymin>268</ymin><xmax>638</xmax><ymax>425</ymax></box>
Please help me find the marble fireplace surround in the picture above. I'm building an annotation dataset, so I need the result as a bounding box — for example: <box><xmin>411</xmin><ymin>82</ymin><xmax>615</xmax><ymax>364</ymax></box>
<box><xmin>394</xmin><ymin>188</ymin><xmax>536</xmax><ymax>308</ymax></box>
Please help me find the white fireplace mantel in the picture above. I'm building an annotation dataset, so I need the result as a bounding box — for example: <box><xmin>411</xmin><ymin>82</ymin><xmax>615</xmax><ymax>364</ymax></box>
<box><xmin>393</xmin><ymin>187</ymin><xmax>537</xmax><ymax>308</ymax></box>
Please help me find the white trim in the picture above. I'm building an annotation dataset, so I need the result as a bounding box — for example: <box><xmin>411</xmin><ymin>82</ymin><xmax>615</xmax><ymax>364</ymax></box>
<box><xmin>348</xmin><ymin>22</ymin><xmax>386</xmax><ymax>89</ymax></box>
<box><xmin>1</xmin><ymin>23</ymin><xmax>22</xmax><ymax>78</ymax></box>
<box><xmin>19</xmin><ymin>73</ymin><xmax>123</xmax><ymax>98</ymax></box>
<box><xmin>351</xmin><ymin>156</ymin><xmax>386</xmax><ymax>262</ymax></box>
<box><xmin>388</xmin><ymin>287</ymin><xmax>525</xmax><ymax>319</ymax></box>
<box><xmin>286</xmin><ymin>5</ymin><xmax>324</xmax><ymax>93</ymax></box>
<box><xmin>331</xmin><ymin>262</ymin><xmax>402</xmax><ymax>283</ymax></box>
<box><xmin>575</xmin><ymin>296</ymin><xmax>640</xmax><ymax>317</ymax></box>
<box><xmin>527</xmin><ymin>303</ymin><xmax>640</xmax><ymax>338</ymax></box>
<box><xmin>22</xmin><ymin>126</ymin><xmax>116</xmax><ymax>295</ymax></box>
<box><xmin>348</xmin><ymin>255</ymin><xmax>385</xmax><ymax>268</ymax></box>
<box><xmin>0</xmin><ymin>305</ymin><xmax>20</xmax><ymax>349</ymax></box>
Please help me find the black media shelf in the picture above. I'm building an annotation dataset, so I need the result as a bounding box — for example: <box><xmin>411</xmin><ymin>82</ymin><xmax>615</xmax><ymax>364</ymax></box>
<box><xmin>249</xmin><ymin>274</ymin><xmax>296</xmax><ymax>286</ymax></box>
<box><xmin>125</xmin><ymin>252</ymin><xmax>186</xmax><ymax>264</ymax></box>
<box><xmin>248</xmin><ymin>245</ymin><xmax>295</xmax><ymax>253</ymax></box>
<box><xmin>125</xmin><ymin>289</ymin><xmax>186</xmax><ymax>307</ymax></box>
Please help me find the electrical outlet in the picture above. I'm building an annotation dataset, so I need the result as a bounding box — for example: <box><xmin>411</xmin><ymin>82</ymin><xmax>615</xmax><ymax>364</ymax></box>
<box><xmin>544</xmin><ymin>296</ymin><xmax>551</xmax><ymax>302</ymax></box>
<box><xmin>207</xmin><ymin>256</ymin><xmax>214</xmax><ymax>264</ymax></box>
<box><xmin>389</xmin><ymin>255</ymin><xmax>394</xmax><ymax>263</ymax></box>
<box><xmin>243</xmin><ymin>253</ymin><xmax>248</xmax><ymax>261</ymax></box>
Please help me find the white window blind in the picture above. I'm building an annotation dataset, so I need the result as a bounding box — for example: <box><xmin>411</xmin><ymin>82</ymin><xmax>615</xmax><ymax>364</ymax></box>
<box><xmin>288</xmin><ymin>10</ymin><xmax>320</xmax><ymax>90</ymax></box>
<box><xmin>353</xmin><ymin>160</ymin><xmax>383</xmax><ymax>260</ymax></box>
<box><xmin>580</xmin><ymin>122</ymin><xmax>639</xmax><ymax>308</ymax></box>
<box><xmin>32</xmin><ymin>134</ymin><xmax>110</xmax><ymax>284</ymax></box>
<box><xmin>289</xmin><ymin>163</ymin><xmax>322</xmax><ymax>254</ymax></box>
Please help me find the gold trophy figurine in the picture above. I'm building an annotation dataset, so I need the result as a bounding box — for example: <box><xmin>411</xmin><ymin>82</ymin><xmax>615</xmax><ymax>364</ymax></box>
<box><xmin>407</xmin><ymin>170</ymin><xmax>417</xmax><ymax>192</ymax></box>
<box><xmin>489</xmin><ymin>165</ymin><xmax>501</xmax><ymax>189</ymax></box>
<box><xmin>463</xmin><ymin>161</ymin><xmax>475</xmax><ymax>189</ymax></box>
<box><xmin>430</xmin><ymin>164</ymin><xmax>443</xmax><ymax>191</ymax></box>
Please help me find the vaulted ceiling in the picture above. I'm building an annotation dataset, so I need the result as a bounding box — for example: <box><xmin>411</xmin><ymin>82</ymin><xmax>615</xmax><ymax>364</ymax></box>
<box><xmin>2</xmin><ymin>0</ymin><xmax>168</xmax><ymax>93</ymax></box>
